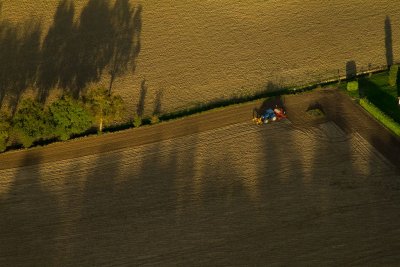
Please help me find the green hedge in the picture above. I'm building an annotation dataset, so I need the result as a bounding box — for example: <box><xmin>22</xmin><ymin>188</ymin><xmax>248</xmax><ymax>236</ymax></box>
<box><xmin>360</xmin><ymin>98</ymin><xmax>400</xmax><ymax>136</ymax></box>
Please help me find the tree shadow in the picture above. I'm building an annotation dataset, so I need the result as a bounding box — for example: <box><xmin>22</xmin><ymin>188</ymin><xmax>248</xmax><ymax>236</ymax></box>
<box><xmin>36</xmin><ymin>0</ymin><xmax>142</xmax><ymax>101</ymax></box>
<box><xmin>0</xmin><ymin>19</ymin><xmax>41</xmax><ymax>112</ymax></box>
<box><xmin>263</xmin><ymin>80</ymin><xmax>281</xmax><ymax>93</ymax></box>
<box><xmin>108</xmin><ymin>1</ymin><xmax>142</xmax><ymax>94</ymax></box>
<box><xmin>254</xmin><ymin>95</ymin><xmax>285</xmax><ymax>117</ymax></box>
<box><xmin>38</xmin><ymin>0</ymin><xmax>76</xmax><ymax>102</ymax></box>
<box><xmin>346</xmin><ymin>60</ymin><xmax>357</xmax><ymax>80</ymax></box>
<box><xmin>385</xmin><ymin>16</ymin><xmax>393</xmax><ymax>68</ymax></box>
<box><xmin>0</xmin><ymin>153</ymin><xmax>60</xmax><ymax>265</ymax></box>
<box><xmin>136</xmin><ymin>78</ymin><xmax>147</xmax><ymax>117</ymax></box>
<box><xmin>70</xmin><ymin>146</ymin><xmax>122</xmax><ymax>265</ymax></box>
<box><xmin>153</xmin><ymin>88</ymin><xmax>164</xmax><ymax>116</ymax></box>
<box><xmin>72</xmin><ymin>0</ymin><xmax>113</xmax><ymax>97</ymax></box>
<box><xmin>131</xmin><ymin>4</ymin><xmax>142</xmax><ymax>74</ymax></box>
<box><xmin>370</xmin><ymin>134</ymin><xmax>400</xmax><ymax>170</ymax></box>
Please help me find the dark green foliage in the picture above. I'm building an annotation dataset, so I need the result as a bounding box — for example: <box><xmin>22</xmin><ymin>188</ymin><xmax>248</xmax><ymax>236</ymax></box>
<box><xmin>389</xmin><ymin>64</ymin><xmax>398</xmax><ymax>86</ymax></box>
<box><xmin>12</xmin><ymin>99</ymin><xmax>49</xmax><ymax>148</ymax></box>
<box><xmin>85</xmin><ymin>87</ymin><xmax>125</xmax><ymax>132</ymax></box>
<box><xmin>359</xmin><ymin>74</ymin><xmax>400</xmax><ymax>124</ymax></box>
<box><xmin>0</xmin><ymin>112</ymin><xmax>11</xmax><ymax>152</ymax></box>
<box><xmin>49</xmin><ymin>96</ymin><xmax>93</xmax><ymax>141</ymax></box>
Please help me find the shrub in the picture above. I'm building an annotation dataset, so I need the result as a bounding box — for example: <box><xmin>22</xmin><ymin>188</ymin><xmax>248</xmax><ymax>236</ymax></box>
<box><xmin>133</xmin><ymin>114</ymin><xmax>142</xmax><ymax>127</ymax></box>
<box><xmin>12</xmin><ymin>99</ymin><xmax>50</xmax><ymax>148</ymax></box>
<box><xmin>49</xmin><ymin>96</ymin><xmax>93</xmax><ymax>141</ymax></box>
<box><xmin>389</xmin><ymin>64</ymin><xmax>398</xmax><ymax>86</ymax></box>
<box><xmin>347</xmin><ymin>81</ymin><xmax>359</xmax><ymax>92</ymax></box>
<box><xmin>0</xmin><ymin>113</ymin><xmax>11</xmax><ymax>152</ymax></box>
<box><xmin>150</xmin><ymin>115</ymin><xmax>160</xmax><ymax>124</ymax></box>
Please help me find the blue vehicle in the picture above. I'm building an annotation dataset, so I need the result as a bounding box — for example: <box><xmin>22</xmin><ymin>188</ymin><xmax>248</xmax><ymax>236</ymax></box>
<box><xmin>261</xmin><ymin>108</ymin><xmax>277</xmax><ymax>123</ymax></box>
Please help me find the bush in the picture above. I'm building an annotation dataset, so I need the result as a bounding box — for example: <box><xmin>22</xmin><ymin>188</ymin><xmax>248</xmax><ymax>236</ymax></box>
<box><xmin>0</xmin><ymin>113</ymin><xmax>11</xmax><ymax>152</ymax></box>
<box><xmin>150</xmin><ymin>115</ymin><xmax>160</xmax><ymax>124</ymax></box>
<box><xmin>347</xmin><ymin>81</ymin><xmax>359</xmax><ymax>92</ymax></box>
<box><xmin>389</xmin><ymin>64</ymin><xmax>398</xmax><ymax>86</ymax></box>
<box><xmin>49</xmin><ymin>96</ymin><xmax>93</xmax><ymax>141</ymax></box>
<box><xmin>12</xmin><ymin>99</ymin><xmax>50</xmax><ymax>148</ymax></box>
<box><xmin>133</xmin><ymin>114</ymin><xmax>142</xmax><ymax>127</ymax></box>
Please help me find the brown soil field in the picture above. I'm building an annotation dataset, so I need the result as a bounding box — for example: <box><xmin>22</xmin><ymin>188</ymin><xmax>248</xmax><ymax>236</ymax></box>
<box><xmin>1</xmin><ymin>88</ymin><xmax>400</xmax><ymax>265</ymax></box>
<box><xmin>1</xmin><ymin>1</ymin><xmax>400</xmax><ymax>117</ymax></box>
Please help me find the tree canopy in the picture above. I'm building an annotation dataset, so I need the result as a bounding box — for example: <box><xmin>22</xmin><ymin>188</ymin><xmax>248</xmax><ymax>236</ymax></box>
<box><xmin>85</xmin><ymin>87</ymin><xmax>124</xmax><ymax>132</ymax></box>
<box><xmin>12</xmin><ymin>99</ymin><xmax>49</xmax><ymax>148</ymax></box>
<box><xmin>0</xmin><ymin>112</ymin><xmax>11</xmax><ymax>152</ymax></box>
<box><xmin>49</xmin><ymin>96</ymin><xmax>93</xmax><ymax>140</ymax></box>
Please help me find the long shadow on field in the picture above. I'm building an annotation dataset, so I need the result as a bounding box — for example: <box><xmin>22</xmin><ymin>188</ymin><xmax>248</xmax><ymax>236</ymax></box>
<box><xmin>302</xmin><ymin>90</ymin><xmax>400</xmax><ymax>264</ymax></box>
<box><xmin>253</xmin><ymin>91</ymin><xmax>377</xmax><ymax>264</ymax></box>
<box><xmin>1</xmin><ymin>0</ymin><xmax>142</xmax><ymax>106</ymax></box>
<box><xmin>385</xmin><ymin>16</ymin><xmax>393</xmax><ymax>67</ymax></box>
<box><xmin>37</xmin><ymin>0</ymin><xmax>142</xmax><ymax>101</ymax></box>
<box><xmin>0</xmin><ymin>18</ymin><xmax>41</xmax><ymax>112</ymax></box>
<box><xmin>120</xmin><ymin>127</ymin><xmax>202</xmax><ymax>264</ymax></box>
<box><xmin>75</xmin><ymin>0</ymin><xmax>142</xmax><ymax>97</ymax></box>
<box><xmin>71</xmin><ymin>0</ymin><xmax>113</xmax><ymax>97</ymax></box>
<box><xmin>107</xmin><ymin>1</ymin><xmax>142</xmax><ymax>94</ymax></box>
<box><xmin>0</xmin><ymin>154</ymin><xmax>60</xmax><ymax>266</ymax></box>
<box><xmin>153</xmin><ymin>88</ymin><xmax>164</xmax><ymax>116</ymax></box>
<box><xmin>346</xmin><ymin>60</ymin><xmax>357</xmax><ymax>80</ymax></box>
<box><xmin>370</xmin><ymin>134</ymin><xmax>400</xmax><ymax>171</ymax></box>
<box><xmin>70</xmin><ymin>146</ymin><xmax>123</xmax><ymax>265</ymax></box>
<box><xmin>127</xmin><ymin>131</ymin><xmax>184</xmax><ymax>263</ymax></box>
<box><xmin>136</xmin><ymin>78</ymin><xmax>147</xmax><ymax>117</ymax></box>
<box><xmin>37</xmin><ymin>0</ymin><xmax>77</xmax><ymax>102</ymax></box>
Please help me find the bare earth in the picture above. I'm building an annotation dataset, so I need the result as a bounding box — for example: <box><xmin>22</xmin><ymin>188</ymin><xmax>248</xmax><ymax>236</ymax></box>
<box><xmin>1</xmin><ymin>1</ymin><xmax>400</xmax><ymax>116</ymax></box>
<box><xmin>1</xmin><ymin>88</ymin><xmax>400</xmax><ymax>266</ymax></box>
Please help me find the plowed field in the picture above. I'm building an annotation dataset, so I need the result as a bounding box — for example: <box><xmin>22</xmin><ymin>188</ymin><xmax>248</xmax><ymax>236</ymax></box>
<box><xmin>1</xmin><ymin>88</ymin><xmax>400</xmax><ymax>266</ymax></box>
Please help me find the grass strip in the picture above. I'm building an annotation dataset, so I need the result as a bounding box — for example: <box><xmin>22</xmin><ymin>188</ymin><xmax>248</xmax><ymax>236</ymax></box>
<box><xmin>359</xmin><ymin>98</ymin><xmax>400</xmax><ymax>137</ymax></box>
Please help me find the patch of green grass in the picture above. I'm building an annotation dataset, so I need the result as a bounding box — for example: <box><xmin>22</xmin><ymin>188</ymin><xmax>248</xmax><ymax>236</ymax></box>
<box><xmin>347</xmin><ymin>80</ymin><xmax>358</xmax><ymax>92</ymax></box>
<box><xmin>306</xmin><ymin>108</ymin><xmax>324</xmax><ymax>117</ymax></box>
<box><xmin>338</xmin><ymin>79</ymin><xmax>358</xmax><ymax>98</ymax></box>
<box><xmin>360</xmin><ymin>98</ymin><xmax>400</xmax><ymax>136</ymax></box>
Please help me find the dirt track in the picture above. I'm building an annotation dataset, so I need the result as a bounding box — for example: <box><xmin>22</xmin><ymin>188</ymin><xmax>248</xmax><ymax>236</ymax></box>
<box><xmin>1</xmin><ymin>88</ymin><xmax>400</xmax><ymax>266</ymax></box>
<box><xmin>1</xmin><ymin>88</ymin><xmax>399</xmax><ymax>170</ymax></box>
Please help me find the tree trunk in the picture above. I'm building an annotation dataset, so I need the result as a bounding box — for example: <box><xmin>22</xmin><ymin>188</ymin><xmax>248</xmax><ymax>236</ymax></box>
<box><xmin>99</xmin><ymin>117</ymin><xmax>103</xmax><ymax>133</ymax></box>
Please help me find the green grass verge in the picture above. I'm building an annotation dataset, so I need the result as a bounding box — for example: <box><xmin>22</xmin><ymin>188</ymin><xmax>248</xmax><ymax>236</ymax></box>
<box><xmin>359</xmin><ymin>98</ymin><xmax>400</xmax><ymax>136</ymax></box>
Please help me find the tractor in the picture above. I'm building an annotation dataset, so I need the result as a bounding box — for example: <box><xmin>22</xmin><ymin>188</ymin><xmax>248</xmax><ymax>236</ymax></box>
<box><xmin>252</xmin><ymin>97</ymin><xmax>287</xmax><ymax>125</ymax></box>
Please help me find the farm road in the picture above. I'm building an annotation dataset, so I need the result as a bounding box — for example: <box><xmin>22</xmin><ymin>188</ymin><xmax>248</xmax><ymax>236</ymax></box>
<box><xmin>0</xmin><ymin>99</ymin><xmax>262</xmax><ymax>170</ymax></box>
<box><xmin>0</xmin><ymin>87</ymin><xmax>399</xmax><ymax>170</ymax></box>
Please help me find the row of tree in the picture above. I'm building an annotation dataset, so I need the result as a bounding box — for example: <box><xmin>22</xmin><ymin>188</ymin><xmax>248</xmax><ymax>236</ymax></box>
<box><xmin>0</xmin><ymin>87</ymin><xmax>124</xmax><ymax>151</ymax></box>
